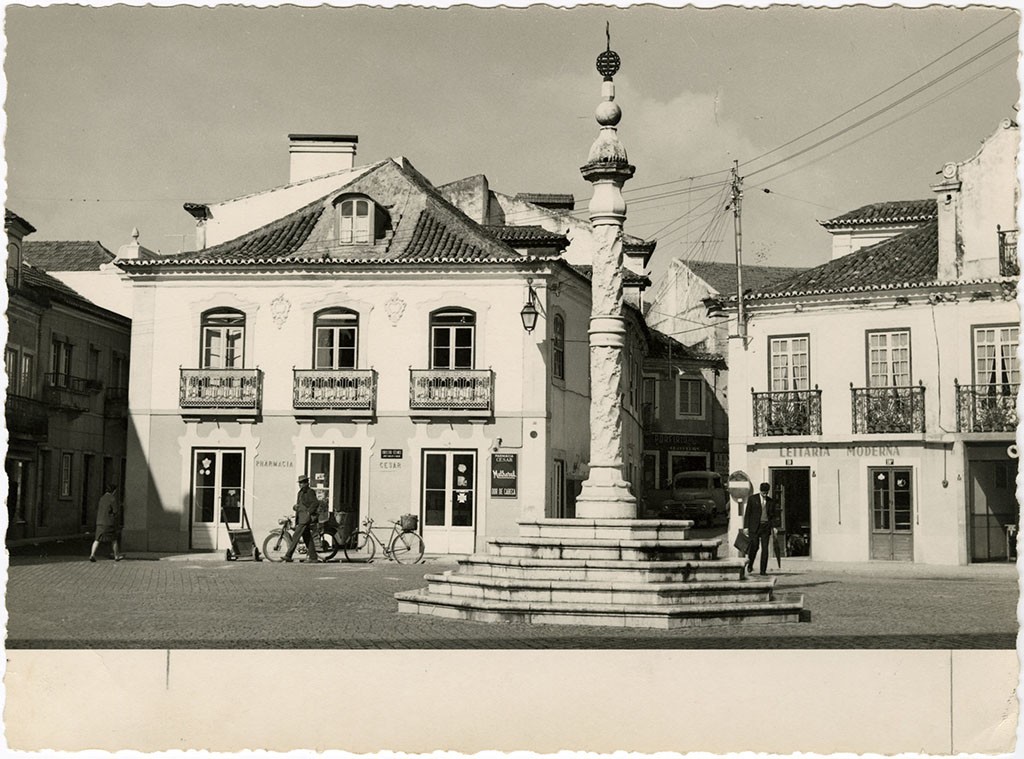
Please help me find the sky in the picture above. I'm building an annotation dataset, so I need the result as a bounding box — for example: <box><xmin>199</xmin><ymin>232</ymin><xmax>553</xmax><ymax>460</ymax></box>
<box><xmin>4</xmin><ymin>3</ymin><xmax>1020</xmax><ymax>289</ymax></box>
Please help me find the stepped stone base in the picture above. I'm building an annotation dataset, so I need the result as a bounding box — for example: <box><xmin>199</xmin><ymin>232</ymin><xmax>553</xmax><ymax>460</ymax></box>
<box><xmin>395</xmin><ymin>518</ymin><xmax>805</xmax><ymax>629</ymax></box>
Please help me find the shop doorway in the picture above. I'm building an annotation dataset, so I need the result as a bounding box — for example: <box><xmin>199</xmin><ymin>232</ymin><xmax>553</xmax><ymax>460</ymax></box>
<box><xmin>869</xmin><ymin>467</ymin><xmax>914</xmax><ymax>561</ymax></box>
<box><xmin>967</xmin><ymin>446</ymin><xmax>1019</xmax><ymax>562</ymax></box>
<box><xmin>422</xmin><ymin>450</ymin><xmax>476</xmax><ymax>554</ymax></box>
<box><xmin>770</xmin><ymin>468</ymin><xmax>811</xmax><ymax>557</ymax></box>
<box><xmin>190</xmin><ymin>449</ymin><xmax>245</xmax><ymax>550</ymax></box>
<box><xmin>306</xmin><ymin>447</ymin><xmax>361</xmax><ymax>520</ymax></box>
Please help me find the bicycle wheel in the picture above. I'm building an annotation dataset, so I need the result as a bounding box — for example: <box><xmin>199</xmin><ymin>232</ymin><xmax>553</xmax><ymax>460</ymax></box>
<box><xmin>262</xmin><ymin>529</ymin><xmax>292</xmax><ymax>562</ymax></box>
<box><xmin>389</xmin><ymin>531</ymin><xmax>425</xmax><ymax>564</ymax></box>
<box><xmin>343</xmin><ymin>531</ymin><xmax>376</xmax><ymax>562</ymax></box>
<box><xmin>317</xmin><ymin>529</ymin><xmax>340</xmax><ymax>562</ymax></box>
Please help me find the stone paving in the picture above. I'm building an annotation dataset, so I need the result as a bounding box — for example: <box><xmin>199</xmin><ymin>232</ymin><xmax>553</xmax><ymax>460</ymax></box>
<box><xmin>5</xmin><ymin>539</ymin><xmax>1018</xmax><ymax>648</ymax></box>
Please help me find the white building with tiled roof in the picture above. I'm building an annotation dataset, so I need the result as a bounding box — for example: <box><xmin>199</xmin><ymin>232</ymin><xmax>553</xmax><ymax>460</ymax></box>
<box><xmin>725</xmin><ymin>119</ymin><xmax>1019</xmax><ymax>566</ymax></box>
<box><xmin>21</xmin><ymin>239</ymin><xmax>139</xmax><ymax>317</ymax></box>
<box><xmin>115</xmin><ymin>136</ymin><xmax>650</xmax><ymax>555</ymax></box>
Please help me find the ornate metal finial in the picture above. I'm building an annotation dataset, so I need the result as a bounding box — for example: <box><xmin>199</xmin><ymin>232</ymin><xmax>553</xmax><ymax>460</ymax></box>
<box><xmin>596</xmin><ymin>22</ymin><xmax>620</xmax><ymax>81</ymax></box>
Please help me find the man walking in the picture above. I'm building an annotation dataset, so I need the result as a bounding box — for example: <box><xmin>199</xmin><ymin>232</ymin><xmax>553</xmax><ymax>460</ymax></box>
<box><xmin>283</xmin><ymin>474</ymin><xmax>320</xmax><ymax>563</ymax></box>
<box><xmin>743</xmin><ymin>481</ymin><xmax>779</xmax><ymax>576</ymax></box>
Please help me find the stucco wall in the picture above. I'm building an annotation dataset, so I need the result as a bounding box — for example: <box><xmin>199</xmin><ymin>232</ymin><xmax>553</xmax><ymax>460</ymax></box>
<box><xmin>123</xmin><ymin>269</ymin><xmax>613</xmax><ymax>551</ymax></box>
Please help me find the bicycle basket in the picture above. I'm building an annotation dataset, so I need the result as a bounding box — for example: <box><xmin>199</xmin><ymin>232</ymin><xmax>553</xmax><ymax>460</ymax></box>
<box><xmin>399</xmin><ymin>514</ymin><xmax>418</xmax><ymax>531</ymax></box>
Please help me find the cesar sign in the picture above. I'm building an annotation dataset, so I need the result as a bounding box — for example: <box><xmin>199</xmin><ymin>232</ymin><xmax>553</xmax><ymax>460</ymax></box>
<box><xmin>490</xmin><ymin>453</ymin><xmax>518</xmax><ymax>498</ymax></box>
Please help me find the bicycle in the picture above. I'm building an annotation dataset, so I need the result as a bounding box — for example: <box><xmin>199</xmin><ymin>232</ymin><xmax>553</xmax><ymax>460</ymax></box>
<box><xmin>343</xmin><ymin>515</ymin><xmax>425</xmax><ymax>564</ymax></box>
<box><xmin>262</xmin><ymin>514</ymin><xmax>344</xmax><ymax>562</ymax></box>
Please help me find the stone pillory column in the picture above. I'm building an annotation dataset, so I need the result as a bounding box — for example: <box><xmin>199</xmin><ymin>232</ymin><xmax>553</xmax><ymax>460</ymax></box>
<box><xmin>575</xmin><ymin>36</ymin><xmax>638</xmax><ymax>519</ymax></box>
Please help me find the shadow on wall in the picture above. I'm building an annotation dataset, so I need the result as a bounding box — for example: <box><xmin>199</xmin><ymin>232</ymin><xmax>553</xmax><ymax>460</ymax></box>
<box><xmin>120</xmin><ymin>415</ymin><xmax>184</xmax><ymax>553</ymax></box>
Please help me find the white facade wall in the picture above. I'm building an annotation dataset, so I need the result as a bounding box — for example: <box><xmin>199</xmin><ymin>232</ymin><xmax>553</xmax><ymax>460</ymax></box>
<box><xmin>46</xmin><ymin>267</ymin><xmax>133</xmax><ymax>318</ymax></box>
<box><xmin>950</xmin><ymin>120</ymin><xmax>1018</xmax><ymax>280</ymax></box>
<box><xmin>727</xmin><ymin>294</ymin><xmax>1018</xmax><ymax>566</ymax></box>
<box><xmin>123</xmin><ymin>269</ymin><xmax>618</xmax><ymax>553</ymax></box>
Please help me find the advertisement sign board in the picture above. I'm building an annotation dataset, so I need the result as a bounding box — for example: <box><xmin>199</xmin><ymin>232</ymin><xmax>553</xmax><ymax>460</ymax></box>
<box><xmin>490</xmin><ymin>453</ymin><xmax>518</xmax><ymax>498</ymax></box>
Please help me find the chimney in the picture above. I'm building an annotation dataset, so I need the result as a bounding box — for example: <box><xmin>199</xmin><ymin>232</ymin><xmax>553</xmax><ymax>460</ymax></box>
<box><xmin>288</xmin><ymin>134</ymin><xmax>359</xmax><ymax>183</ymax></box>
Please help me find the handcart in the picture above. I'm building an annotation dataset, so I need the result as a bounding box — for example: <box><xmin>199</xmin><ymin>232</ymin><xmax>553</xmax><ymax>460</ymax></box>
<box><xmin>223</xmin><ymin>505</ymin><xmax>262</xmax><ymax>562</ymax></box>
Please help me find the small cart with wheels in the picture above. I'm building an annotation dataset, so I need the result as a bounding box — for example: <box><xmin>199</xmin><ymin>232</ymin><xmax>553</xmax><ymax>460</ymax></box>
<box><xmin>223</xmin><ymin>505</ymin><xmax>262</xmax><ymax>562</ymax></box>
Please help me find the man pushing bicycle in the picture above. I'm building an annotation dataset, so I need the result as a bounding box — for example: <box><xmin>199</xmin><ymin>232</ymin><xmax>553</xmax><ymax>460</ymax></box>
<box><xmin>282</xmin><ymin>474</ymin><xmax>320</xmax><ymax>563</ymax></box>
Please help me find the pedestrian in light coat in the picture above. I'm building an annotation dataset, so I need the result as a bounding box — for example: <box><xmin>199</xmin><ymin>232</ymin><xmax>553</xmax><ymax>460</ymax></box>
<box><xmin>89</xmin><ymin>484</ymin><xmax>124</xmax><ymax>562</ymax></box>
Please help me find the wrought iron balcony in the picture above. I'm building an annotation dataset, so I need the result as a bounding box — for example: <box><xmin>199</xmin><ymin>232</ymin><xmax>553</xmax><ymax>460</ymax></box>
<box><xmin>180</xmin><ymin>368</ymin><xmax>262</xmax><ymax>410</ymax></box>
<box><xmin>5</xmin><ymin>394</ymin><xmax>48</xmax><ymax>439</ymax></box>
<box><xmin>409</xmin><ymin>369</ymin><xmax>494</xmax><ymax>414</ymax></box>
<box><xmin>293</xmin><ymin>369</ymin><xmax>376</xmax><ymax>413</ymax></box>
<box><xmin>752</xmin><ymin>387</ymin><xmax>822</xmax><ymax>436</ymax></box>
<box><xmin>955</xmin><ymin>380</ymin><xmax>1018</xmax><ymax>433</ymax></box>
<box><xmin>43</xmin><ymin>373</ymin><xmax>93</xmax><ymax>412</ymax></box>
<box><xmin>998</xmin><ymin>226</ymin><xmax>1018</xmax><ymax>277</ymax></box>
<box><xmin>851</xmin><ymin>384</ymin><xmax>926</xmax><ymax>434</ymax></box>
<box><xmin>44</xmin><ymin>372</ymin><xmax>96</xmax><ymax>394</ymax></box>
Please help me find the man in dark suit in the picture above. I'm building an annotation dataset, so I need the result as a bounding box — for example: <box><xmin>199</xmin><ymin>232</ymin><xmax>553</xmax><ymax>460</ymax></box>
<box><xmin>283</xmin><ymin>474</ymin><xmax>321</xmax><ymax>563</ymax></box>
<box><xmin>743</xmin><ymin>482</ymin><xmax>779</xmax><ymax>576</ymax></box>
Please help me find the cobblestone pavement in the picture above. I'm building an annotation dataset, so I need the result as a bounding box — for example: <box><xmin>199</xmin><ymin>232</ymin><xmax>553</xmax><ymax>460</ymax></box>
<box><xmin>6</xmin><ymin>540</ymin><xmax>1018</xmax><ymax>649</ymax></box>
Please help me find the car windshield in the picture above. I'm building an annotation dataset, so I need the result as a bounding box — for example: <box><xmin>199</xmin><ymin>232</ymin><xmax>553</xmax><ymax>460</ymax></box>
<box><xmin>675</xmin><ymin>475</ymin><xmax>720</xmax><ymax>490</ymax></box>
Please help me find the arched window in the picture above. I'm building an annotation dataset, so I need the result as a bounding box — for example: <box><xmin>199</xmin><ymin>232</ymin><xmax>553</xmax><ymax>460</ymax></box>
<box><xmin>201</xmin><ymin>309</ymin><xmax>245</xmax><ymax>368</ymax></box>
<box><xmin>552</xmin><ymin>314</ymin><xmax>565</xmax><ymax>380</ymax></box>
<box><xmin>314</xmin><ymin>308</ymin><xmax>359</xmax><ymax>370</ymax></box>
<box><xmin>430</xmin><ymin>308</ymin><xmax>475</xmax><ymax>370</ymax></box>
<box><xmin>338</xmin><ymin>198</ymin><xmax>372</xmax><ymax>244</ymax></box>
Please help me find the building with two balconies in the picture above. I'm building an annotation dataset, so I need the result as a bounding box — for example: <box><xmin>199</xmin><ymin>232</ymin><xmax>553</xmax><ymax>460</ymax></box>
<box><xmin>725</xmin><ymin>120</ymin><xmax>1019</xmax><ymax>566</ymax></box>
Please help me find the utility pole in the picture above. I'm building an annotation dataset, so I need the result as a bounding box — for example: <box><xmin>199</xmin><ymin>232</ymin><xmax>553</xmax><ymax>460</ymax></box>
<box><xmin>731</xmin><ymin>160</ymin><xmax>747</xmax><ymax>347</ymax></box>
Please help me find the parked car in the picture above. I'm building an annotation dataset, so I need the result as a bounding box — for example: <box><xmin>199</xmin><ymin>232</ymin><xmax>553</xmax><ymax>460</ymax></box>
<box><xmin>659</xmin><ymin>471</ymin><xmax>728</xmax><ymax>527</ymax></box>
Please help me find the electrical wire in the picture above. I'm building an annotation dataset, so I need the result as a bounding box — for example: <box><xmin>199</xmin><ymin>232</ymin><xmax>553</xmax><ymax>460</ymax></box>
<box><xmin>740</xmin><ymin>13</ymin><xmax>1017</xmax><ymax>170</ymax></box>
<box><xmin>748</xmin><ymin>51</ymin><xmax>1017</xmax><ymax>192</ymax></box>
<box><xmin>743</xmin><ymin>31</ymin><xmax>1017</xmax><ymax>180</ymax></box>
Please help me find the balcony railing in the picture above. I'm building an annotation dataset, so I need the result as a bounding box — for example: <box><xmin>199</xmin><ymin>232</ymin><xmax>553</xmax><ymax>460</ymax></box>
<box><xmin>44</xmin><ymin>372</ymin><xmax>98</xmax><ymax>394</ymax></box>
<box><xmin>43</xmin><ymin>373</ymin><xmax>93</xmax><ymax>412</ymax></box>
<box><xmin>851</xmin><ymin>384</ymin><xmax>926</xmax><ymax>434</ymax></box>
<box><xmin>955</xmin><ymin>380</ymin><xmax>1018</xmax><ymax>433</ymax></box>
<box><xmin>752</xmin><ymin>387</ymin><xmax>822</xmax><ymax>436</ymax></box>
<box><xmin>409</xmin><ymin>369</ymin><xmax>494</xmax><ymax>414</ymax></box>
<box><xmin>293</xmin><ymin>369</ymin><xmax>377</xmax><ymax>412</ymax></box>
<box><xmin>5</xmin><ymin>394</ymin><xmax>48</xmax><ymax>439</ymax></box>
<box><xmin>180</xmin><ymin>368</ymin><xmax>263</xmax><ymax>410</ymax></box>
<box><xmin>998</xmin><ymin>226</ymin><xmax>1019</xmax><ymax>277</ymax></box>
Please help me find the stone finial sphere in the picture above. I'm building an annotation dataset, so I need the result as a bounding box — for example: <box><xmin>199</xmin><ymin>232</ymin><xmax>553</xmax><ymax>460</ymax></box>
<box><xmin>595</xmin><ymin>100</ymin><xmax>621</xmax><ymax>127</ymax></box>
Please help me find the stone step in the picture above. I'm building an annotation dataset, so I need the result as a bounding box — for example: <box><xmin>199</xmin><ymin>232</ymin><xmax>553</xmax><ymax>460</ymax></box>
<box><xmin>487</xmin><ymin>536</ymin><xmax>723</xmax><ymax>562</ymax></box>
<box><xmin>394</xmin><ymin>589</ymin><xmax>805</xmax><ymax>630</ymax></box>
<box><xmin>517</xmin><ymin>518</ymin><xmax>694</xmax><ymax>541</ymax></box>
<box><xmin>423</xmin><ymin>572</ymin><xmax>775</xmax><ymax>605</ymax></box>
<box><xmin>457</xmin><ymin>555</ymin><xmax>748</xmax><ymax>583</ymax></box>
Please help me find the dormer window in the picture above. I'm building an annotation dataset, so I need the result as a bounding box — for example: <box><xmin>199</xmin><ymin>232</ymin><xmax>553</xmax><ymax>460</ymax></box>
<box><xmin>338</xmin><ymin>197</ymin><xmax>372</xmax><ymax>244</ymax></box>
